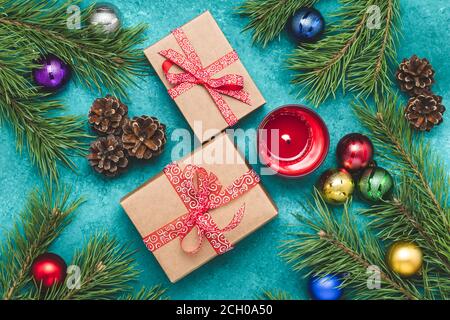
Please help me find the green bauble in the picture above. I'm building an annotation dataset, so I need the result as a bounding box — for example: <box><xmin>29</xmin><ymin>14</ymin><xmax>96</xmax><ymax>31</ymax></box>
<box><xmin>357</xmin><ymin>167</ymin><xmax>394</xmax><ymax>202</ymax></box>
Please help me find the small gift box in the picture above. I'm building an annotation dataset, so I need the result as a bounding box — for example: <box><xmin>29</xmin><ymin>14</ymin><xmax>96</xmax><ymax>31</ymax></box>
<box><xmin>121</xmin><ymin>133</ymin><xmax>278</xmax><ymax>283</ymax></box>
<box><xmin>144</xmin><ymin>11</ymin><xmax>266</xmax><ymax>143</ymax></box>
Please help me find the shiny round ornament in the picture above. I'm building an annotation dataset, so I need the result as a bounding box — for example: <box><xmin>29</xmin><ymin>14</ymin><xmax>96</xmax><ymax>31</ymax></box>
<box><xmin>288</xmin><ymin>7</ymin><xmax>325</xmax><ymax>43</ymax></box>
<box><xmin>387</xmin><ymin>241</ymin><xmax>423</xmax><ymax>277</ymax></box>
<box><xmin>308</xmin><ymin>274</ymin><xmax>343</xmax><ymax>300</ymax></box>
<box><xmin>89</xmin><ymin>3</ymin><xmax>121</xmax><ymax>33</ymax></box>
<box><xmin>337</xmin><ymin>133</ymin><xmax>374</xmax><ymax>172</ymax></box>
<box><xmin>318</xmin><ymin>168</ymin><xmax>354</xmax><ymax>204</ymax></box>
<box><xmin>32</xmin><ymin>54</ymin><xmax>71</xmax><ymax>92</ymax></box>
<box><xmin>357</xmin><ymin>167</ymin><xmax>394</xmax><ymax>202</ymax></box>
<box><xmin>31</xmin><ymin>253</ymin><xmax>67</xmax><ymax>289</ymax></box>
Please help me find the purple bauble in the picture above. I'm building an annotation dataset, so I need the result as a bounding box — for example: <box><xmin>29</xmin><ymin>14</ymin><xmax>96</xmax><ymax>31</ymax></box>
<box><xmin>32</xmin><ymin>54</ymin><xmax>71</xmax><ymax>91</ymax></box>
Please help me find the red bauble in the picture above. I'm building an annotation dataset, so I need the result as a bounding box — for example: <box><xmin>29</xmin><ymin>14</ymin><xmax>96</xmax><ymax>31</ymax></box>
<box><xmin>31</xmin><ymin>253</ymin><xmax>67</xmax><ymax>289</ymax></box>
<box><xmin>336</xmin><ymin>133</ymin><xmax>374</xmax><ymax>172</ymax></box>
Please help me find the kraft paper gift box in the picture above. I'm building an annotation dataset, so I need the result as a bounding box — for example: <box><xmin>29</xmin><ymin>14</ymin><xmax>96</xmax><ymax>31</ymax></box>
<box><xmin>144</xmin><ymin>11</ymin><xmax>266</xmax><ymax>143</ymax></box>
<box><xmin>121</xmin><ymin>133</ymin><xmax>278</xmax><ymax>283</ymax></box>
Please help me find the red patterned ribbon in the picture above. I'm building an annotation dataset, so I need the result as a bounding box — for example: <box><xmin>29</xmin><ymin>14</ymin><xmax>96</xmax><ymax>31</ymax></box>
<box><xmin>159</xmin><ymin>28</ymin><xmax>252</xmax><ymax>126</ymax></box>
<box><xmin>143</xmin><ymin>163</ymin><xmax>260</xmax><ymax>255</ymax></box>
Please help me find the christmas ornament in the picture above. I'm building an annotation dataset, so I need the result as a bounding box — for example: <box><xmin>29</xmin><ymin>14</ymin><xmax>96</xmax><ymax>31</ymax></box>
<box><xmin>32</xmin><ymin>54</ymin><xmax>71</xmax><ymax>91</ymax></box>
<box><xmin>308</xmin><ymin>274</ymin><xmax>343</xmax><ymax>300</ymax></box>
<box><xmin>31</xmin><ymin>253</ymin><xmax>67</xmax><ymax>289</ymax></box>
<box><xmin>318</xmin><ymin>169</ymin><xmax>354</xmax><ymax>205</ymax></box>
<box><xmin>357</xmin><ymin>167</ymin><xmax>394</xmax><ymax>202</ymax></box>
<box><xmin>396</xmin><ymin>55</ymin><xmax>435</xmax><ymax>96</ymax></box>
<box><xmin>404</xmin><ymin>93</ymin><xmax>445</xmax><ymax>132</ymax></box>
<box><xmin>122</xmin><ymin>116</ymin><xmax>167</xmax><ymax>160</ymax></box>
<box><xmin>288</xmin><ymin>7</ymin><xmax>325</xmax><ymax>43</ymax></box>
<box><xmin>336</xmin><ymin>133</ymin><xmax>374</xmax><ymax>173</ymax></box>
<box><xmin>387</xmin><ymin>241</ymin><xmax>423</xmax><ymax>277</ymax></box>
<box><xmin>88</xmin><ymin>95</ymin><xmax>129</xmax><ymax>135</ymax></box>
<box><xmin>258</xmin><ymin>105</ymin><xmax>329</xmax><ymax>177</ymax></box>
<box><xmin>88</xmin><ymin>135</ymin><xmax>129</xmax><ymax>177</ymax></box>
<box><xmin>89</xmin><ymin>3</ymin><xmax>121</xmax><ymax>33</ymax></box>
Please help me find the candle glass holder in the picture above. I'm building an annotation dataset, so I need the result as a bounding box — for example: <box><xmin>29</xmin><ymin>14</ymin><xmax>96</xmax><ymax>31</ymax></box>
<box><xmin>258</xmin><ymin>105</ymin><xmax>329</xmax><ymax>177</ymax></box>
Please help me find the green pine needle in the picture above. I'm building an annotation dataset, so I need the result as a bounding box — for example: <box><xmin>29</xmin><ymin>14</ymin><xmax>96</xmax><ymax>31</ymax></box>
<box><xmin>238</xmin><ymin>0</ymin><xmax>320</xmax><ymax>47</ymax></box>
<box><xmin>239</xmin><ymin>0</ymin><xmax>401</xmax><ymax>105</ymax></box>
<box><xmin>0</xmin><ymin>186</ymin><xmax>166</xmax><ymax>300</ymax></box>
<box><xmin>259</xmin><ymin>290</ymin><xmax>294</xmax><ymax>300</ymax></box>
<box><xmin>39</xmin><ymin>233</ymin><xmax>140</xmax><ymax>300</ymax></box>
<box><xmin>353</xmin><ymin>96</ymin><xmax>450</xmax><ymax>298</ymax></box>
<box><xmin>0</xmin><ymin>0</ymin><xmax>148</xmax><ymax>182</ymax></box>
<box><xmin>281</xmin><ymin>190</ymin><xmax>423</xmax><ymax>300</ymax></box>
<box><xmin>0</xmin><ymin>185</ymin><xmax>83</xmax><ymax>300</ymax></box>
<box><xmin>121</xmin><ymin>286</ymin><xmax>168</xmax><ymax>300</ymax></box>
<box><xmin>289</xmin><ymin>0</ymin><xmax>400</xmax><ymax>105</ymax></box>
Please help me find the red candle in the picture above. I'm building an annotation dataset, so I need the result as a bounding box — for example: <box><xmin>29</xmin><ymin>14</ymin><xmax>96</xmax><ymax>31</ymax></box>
<box><xmin>258</xmin><ymin>105</ymin><xmax>329</xmax><ymax>177</ymax></box>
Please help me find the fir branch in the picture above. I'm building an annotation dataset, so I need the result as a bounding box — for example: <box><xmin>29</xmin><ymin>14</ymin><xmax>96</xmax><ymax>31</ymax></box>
<box><xmin>353</xmin><ymin>97</ymin><xmax>450</xmax><ymax>230</ymax></box>
<box><xmin>0</xmin><ymin>0</ymin><xmax>147</xmax><ymax>181</ymax></box>
<box><xmin>0</xmin><ymin>185</ymin><xmax>83</xmax><ymax>300</ymax></box>
<box><xmin>120</xmin><ymin>286</ymin><xmax>167</xmax><ymax>300</ymax></box>
<box><xmin>0</xmin><ymin>0</ymin><xmax>148</xmax><ymax>96</ymax></box>
<box><xmin>259</xmin><ymin>290</ymin><xmax>294</xmax><ymax>300</ymax></box>
<box><xmin>353</xmin><ymin>96</ymin><xmax>450</xmax><ymax>298</ymax></box>
<box><xmin>347</xmin><ymin>0</ymin><xmax>401</xmax><ymax>102</ymax></box>
<box><xmin>281</xmin><ymin>190</ymin><xmax>423</xmax><ymax>300</ymax></box>
<box><xmin>238</xmin><ymin>0</ymin><xmax>320</xmax><ymax>47</ymax></box>
<box><xmin>39</xmin><ymin>233</ymin><xmax>140</xmax><ymax>300</ymax></box>
<box><xmin>287</xmin><ymin>0</ymin><xmax>400</xmax><ymax>105</ymax></box>
<box><xmin>0</xmin><ymin>94</ymin><xmax>90</xmax><ymax>182</ymax></box>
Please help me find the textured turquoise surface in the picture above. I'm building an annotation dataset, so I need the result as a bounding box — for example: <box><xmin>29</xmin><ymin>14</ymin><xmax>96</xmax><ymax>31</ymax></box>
<box><xmin>0</xmin><ymin>0</ymin><xmax>449</xmax><ymax>300</ymax></box>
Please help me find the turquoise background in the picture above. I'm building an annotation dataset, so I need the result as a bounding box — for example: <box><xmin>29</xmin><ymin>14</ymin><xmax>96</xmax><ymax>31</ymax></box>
<box><xmin>0</xmin><ymin>0</ymin><xmax>449</xmax><ymax>299</ymax></box>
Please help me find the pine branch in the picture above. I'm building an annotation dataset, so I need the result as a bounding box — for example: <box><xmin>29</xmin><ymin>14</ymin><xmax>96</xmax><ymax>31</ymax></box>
<box><xmin>347</xmin><ymin>0</ymin><xmax>401</xmax><ymax>102</ymax></box>
<box><xmin>0</xmin><ymin>0</ymin><xmax>148</xmax><ymax>182</ymax></box>
<box><xmin>238</xmin><ymin>0</ymin><xmax>320</xmax><ymax>47</ymax></box>
<box><xmin>287</xmin><ymin>0</ymin><xmax>400</xmax><ymax>105</ymax></box>
<box><xmin>0</xmin><ymin>185</ymin><xmax>83</xmax><ymax>300</ymax></box>
<box><xmin>120</xmin><ymin>286</ymin><xmax>167</xmax><ymax>300</ymax></box>
<box><xmin>281</xmin><ymin>190</ymin><xmax>423</xmax><ymax>300</ymax></box>
<box><xmin>0</xmin><ymin>94</ymin><xmax>90</xmax><ymax>182</ymax></box>
<box><xmin>353</xmin><ymin>96</ymin><xmax>450</xmax><ymax>297</ymax></box>
<box><xmin>38</xmin><ymin>233</ymin><xmax>140</xmax><ymax>300</ymax></box>
<box><xmin>259</xmin><ymin>290</ymin><xmax>294</xmax><ymax>300</ymax></box>
<box><xmin>353</xmin><ymin>96</ymin><xmax>450</xmax><ymax>231</ymax></box>
<box><xmin>0</xmin><ymin>0</ymin><xmax>148</xmax><ymax>96</ymax></box>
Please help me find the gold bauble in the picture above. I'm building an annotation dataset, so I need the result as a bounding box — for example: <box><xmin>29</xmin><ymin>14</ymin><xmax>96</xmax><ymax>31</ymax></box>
<box><xmin>318</xmin><ymin>169</ymin><xmax>355</xmax><ymax>205</ymax></box>
<box><xmin>387</xmin><ymin>241</ymin><xmax>423</xmax><ymax>277</ymax></box>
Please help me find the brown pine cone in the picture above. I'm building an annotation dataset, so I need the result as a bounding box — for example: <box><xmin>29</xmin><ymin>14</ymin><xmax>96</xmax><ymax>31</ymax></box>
<box><xmin>88</xmin><ymin>135</ymin><xmax>129</xmax><ymax>177</ymax></box>
<box><xmin>396</xmin><ymin>55</ymin><xmax>435</xmax><ymax>96</ymax></box>
<box><xmin>122</xmin><ymin>116</ymin><xmax>167</xmax><ymax>159</ymax></box>
<box><xmin>405</xmin><ymin>93</ymin><xmax>445</xmax><ymax>131</ymax></box>
<box><xmin>88</xmin><ymin>95</ymin><xmax>128</xmax><ymax>135</ymax></box>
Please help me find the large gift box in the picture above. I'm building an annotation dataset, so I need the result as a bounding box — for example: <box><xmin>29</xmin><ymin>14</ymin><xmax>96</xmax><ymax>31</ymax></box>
<box><xmin>144</xmin><ymin>11</ymin><xmax>266</xmax><ymax>143</ymax></box>
<box><xmin>121</xmin><ymin>133</ymin><xmax>278</xmax><ymax>283</ymax></box>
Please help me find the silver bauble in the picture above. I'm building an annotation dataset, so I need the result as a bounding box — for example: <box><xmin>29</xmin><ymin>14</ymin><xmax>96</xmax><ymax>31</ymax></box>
<box><xmin>89</xmin><ymin>3</ymin><xmax>121</xmax><ymax>33</ymax></box>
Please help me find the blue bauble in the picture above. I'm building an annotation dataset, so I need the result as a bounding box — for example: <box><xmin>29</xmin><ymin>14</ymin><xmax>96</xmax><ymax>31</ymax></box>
<box><xmin>288</xmin><ymin>7</ymin><xmax>325</xmax><ymax>42</ymax></box>
<box><xmin>308</xmin><ymin>274</ymin><xmax>343</xmax><ymax>300</ymax></box>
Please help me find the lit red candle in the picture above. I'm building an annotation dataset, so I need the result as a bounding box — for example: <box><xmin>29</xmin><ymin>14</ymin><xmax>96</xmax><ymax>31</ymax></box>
<box><xmin>258</xmin><ymin>105</ymin><xmax>329</xmax><ymax>177</ymax></box>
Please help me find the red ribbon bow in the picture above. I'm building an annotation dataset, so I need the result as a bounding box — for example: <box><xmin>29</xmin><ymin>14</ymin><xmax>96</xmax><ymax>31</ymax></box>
<box><xmin>143</xmin><ymin>163</ymin><xmax>260</xmax><ymax>255</ymax></box>
<box><xmin>159</xmin><ymin>28</ymin><xmax>252</xmax><ymax>126</ymax></box>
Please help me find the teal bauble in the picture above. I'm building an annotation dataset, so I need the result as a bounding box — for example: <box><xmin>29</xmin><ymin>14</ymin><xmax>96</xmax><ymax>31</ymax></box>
<box><xmin>357</xmin><ymin>167</ymin><xmax>394</xmax><ymax>202</ymax></box>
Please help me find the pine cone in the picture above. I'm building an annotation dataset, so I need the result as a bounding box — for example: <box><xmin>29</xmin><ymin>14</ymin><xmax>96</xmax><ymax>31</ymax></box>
<box><xmin>396</xmin><ymin>55</ymin><xmax>435</xmax><ymax>96</ymax></box>
<box><xmin>122</xmin><ymin>116</ymin><xmax>167</xmax><ymax>159</ymax></box>
<box><xmin>88</xmin><ymin>95</ymin><xmax>128</xmax><ymax>135</ymax></box>
<box><xmin>405</xmin><ymin>93</ymin><xmax>445</xmax><ymax>131</ymax></box>
<box><xmin>88</xmin><ymin>135</ymin><xmax>129</xmax><ymax>177</ymax></box>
